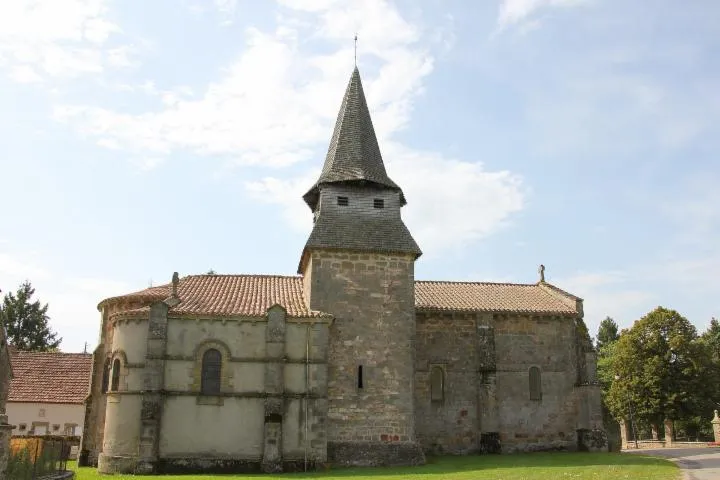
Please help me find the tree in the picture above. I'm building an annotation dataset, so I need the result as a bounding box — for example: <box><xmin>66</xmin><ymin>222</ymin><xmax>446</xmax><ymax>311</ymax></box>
<box><xmin>596</xmin><ymin>316</ymin><xmax>619</xmax><ymax>350</ymax></box>
<box><xmin>0</xmin><ymin>281</ymin><xmax>61</xmax><ymax>351</ymax></box>
<box><xmin>605</xmin><ymin>307</ymin><xmax>715</xmax><ymax>424</ymax></box>
<box><xmin>701</xmin><ymin>317</ymin><xmax>720</xmax><ymax>360</ymax></box>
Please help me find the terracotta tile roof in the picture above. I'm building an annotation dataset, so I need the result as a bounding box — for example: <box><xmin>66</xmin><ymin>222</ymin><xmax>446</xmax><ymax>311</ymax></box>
<box><xmin>102</xmin><ymin>274</ymin><xmax>579</xmax><ymax>319</ymax></box>
<box><xmin>8</xmin><ymin>351</ymin><xmax>92</xmax><ymax>404</ymax></box>
<box><xmin>415</xmin><ymin>281</ymin><xmax>578</xmax><ymax>315</ymax></box>
<box><xmin>102</xmin><ymin>275</ymin><xmax>325</xmax><ymax>318</ymax></box>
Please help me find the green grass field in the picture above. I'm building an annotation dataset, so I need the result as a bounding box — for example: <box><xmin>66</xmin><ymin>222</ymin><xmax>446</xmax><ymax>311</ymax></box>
<box><xmin>70</xmin><ymin>452</ymin><xmax>679</xmax><ymax>480</ymax></box>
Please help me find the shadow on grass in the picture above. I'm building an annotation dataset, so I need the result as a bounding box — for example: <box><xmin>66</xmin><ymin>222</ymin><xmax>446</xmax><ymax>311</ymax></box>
<box><xmin>72</xmin><ymin>453</ymin><xmax>677</xmax><ymax>479</ymax></box>
<box><xmin>225</xmin><ymin>453</ymin><xmax>674</xmax><ymax>478</ymax></box>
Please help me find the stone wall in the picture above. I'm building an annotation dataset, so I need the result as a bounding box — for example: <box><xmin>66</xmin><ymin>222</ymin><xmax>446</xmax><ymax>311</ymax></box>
<box><xmin>79</xmin><ymin>303</ymin><xmax>124</xmax><ymax>467</ymax></box>
<box><xmin>0</xmin><ymin>324</ymin><xmax>12</xmax><ymax>478</ymax></box>
<box><xmin>0</xmin><ymin>331</ymin><xmax>9</xmax><ymax>413</ymax></box>
<box><xmin>303</xmin><ymin>250</ymin><xmax>425</xmax><ymax>467</ymax></box>
<box><xmin>414</xmin><ymin>311</ymin><xmax>603</xmax><ymax>454</ymax></box>
<box><xmin>494</xmin><ymin>313</ymin><xmax>581</xmax><ymax>452</ymax></box>
<box><xmin>96</xmin><ymin>301</ymin><xmax>331</xmax><ymax>474</ymax></box>
<box><xmin>414</xmin><ymin>312</ymin><xmax>484</xmax><ymax>455</ymax></box>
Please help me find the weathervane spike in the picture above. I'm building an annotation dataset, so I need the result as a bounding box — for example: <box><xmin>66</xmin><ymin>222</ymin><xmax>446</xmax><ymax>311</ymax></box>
<box><xmin>354</xmin><ymin>33</ymin><xmax>358</xmax><ymax>66</ymax></box>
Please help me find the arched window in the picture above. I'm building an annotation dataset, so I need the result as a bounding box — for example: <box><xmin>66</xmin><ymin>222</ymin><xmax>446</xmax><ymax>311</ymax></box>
<box><xmin>529</xmin><ymin>366</ymin><xmax>542</xmax><ymax>401</ymax></box>
<box><xmin>201</xmin><ymin>349</ymin><xmax>222</xmax><ymax>395</ymax></box>
<box><xmin>110</xmin><ymin>359</ymin><xmax>121</xmax><ymax>391</ymax></box>
<box><xmin>430</xmin><ymin>366</ymin><xmax>444</xmax><ymax>402</ymax></box>
<box><xmin>101</xmin><ymin>359</ymin><xmax>110</xmax><ymax>393</ymax></box>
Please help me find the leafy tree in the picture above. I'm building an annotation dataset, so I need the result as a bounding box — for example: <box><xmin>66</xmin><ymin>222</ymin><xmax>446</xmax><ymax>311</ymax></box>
<box><xmin>605</xmin><ymin>307</ymin><xmax>715</xmax><ymax>424</ymax></box>
<box><xmin>701</xmin><ymin>317</ymin><xmax>720</xmax><ymax>360</ymax></box>
<box><xmin>596</xmin><ymin>316</ymin><xmax>620</xmax><ymax>350</ymax></box>
<box><xmin>597</xmin><ymin>340</ymin><xmax>618</xmax><ymax>388</ymax></box>
<box><xmin>0</xmin><ymin>281</ymin><xmax>61</xmax><ymax>351</ymax></box>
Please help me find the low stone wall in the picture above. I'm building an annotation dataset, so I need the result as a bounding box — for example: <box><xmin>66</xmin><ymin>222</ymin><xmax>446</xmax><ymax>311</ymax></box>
<box><xmin>623</xmin><ymin>440</ymin><xmax>712</xmax><ymax>450</ymax></box>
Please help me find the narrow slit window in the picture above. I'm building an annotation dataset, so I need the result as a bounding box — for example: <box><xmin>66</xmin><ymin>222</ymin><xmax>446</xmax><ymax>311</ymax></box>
<box><xmin>357</xmin><ymin>365</ymin><xmax>364</xmax><ymax>389</ymax></box>
<box><xmin>337</xmin><ymin>196</ymin><xmax>349</xmax><ymax>206</ymax></box>
<box><xmin>529</xmin><ymin>366</ymin><xmax>542</xmax><ymax>401</ymax></box>
<box><xmin>111</xmin><ymin>359</ymin><xmax>121</xmax><ymax>391</ymax></box>
<box><xmin>430</xmin><ymin>366</ymin><xmax>444</xmax><ymax>402</ymax></box>
<box><xmin>373</xmin><ymin>198</ymin><xmax>384</xmax><ymax>209</ymax></box>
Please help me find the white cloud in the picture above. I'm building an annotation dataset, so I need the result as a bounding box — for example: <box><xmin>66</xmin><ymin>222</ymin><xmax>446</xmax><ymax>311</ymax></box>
<box><xmin>496</xmin><ymin>0</ymin><xmax>589</xmax><ymax>31</ymax></box>
<box><xmin>53</xmin><ymin>0</ymin><xmax>525</xmax><ymax>252</ymax></box>
<box><xmin>0</xmin><ymin>0</ymin><xmax>128</xmax><ymax>82</ymax></box>
<box><xmin>386</xmin><ymin>143</ymin><xmax>524</xmax><ymax>254</ymax></box>
<box><xmin>246</xmin><ymin>141</ymin><xmax>525</xmax><ymax>254</ymax></box>
<box><xmin>214</xmin><ymin>0</ymin><xmax>238</xmax><ymax>25</ymax></box>
<box><xmin>9</xmin><ymin>65</ymin><xmax>42</xmax><ymax>83</ymax></box>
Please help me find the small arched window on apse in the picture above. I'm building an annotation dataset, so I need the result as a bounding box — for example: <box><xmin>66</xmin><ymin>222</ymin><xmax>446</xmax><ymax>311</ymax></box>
<box><xmin>529</xmin><ymin>366</ymin><xmax>542</xmax><ymax>401</ymax></box>
<box><xmin>110</xmin><ymin>358</ymin><xmax>121</xmax><ymax>391</ymax></box>
<box><xmin>201</xmin><ymin>349</ymin><xmax>222</xmax><ymax>395</ymax></box>
<box><xmin>101</xmin><ymin>359</ymin><xmax>110</xmax><ymax>393</ymax></box>
<box><xmin>430</xmin><ymin>366</ymin><xmax>444</xmax><ymax>402</ymax></box>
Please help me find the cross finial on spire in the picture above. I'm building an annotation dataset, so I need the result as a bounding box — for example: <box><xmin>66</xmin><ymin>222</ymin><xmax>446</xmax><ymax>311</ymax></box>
<box><xmin>354</xmin><ymin>33</ymin><xmax>358</xmax><ymax>66</ymax></box>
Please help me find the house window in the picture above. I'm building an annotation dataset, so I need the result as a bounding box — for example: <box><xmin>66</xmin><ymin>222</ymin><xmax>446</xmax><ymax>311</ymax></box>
<box><xmin>64</xmin><ymin>424</ymin><xmax>77</xmax><ymax>436</ymax></box>
<box><xmin>38</xmin><ymin>408</ymin><xmax>46</xmax><ymax>417</ymax></box>
<box><xmin>111</xmin><ymin>358</ymin><xmax>121</xmax><ymax>391</ymax></box>
<box><xmin>337</xmin><ymin>196</ymin><xmax>349</xmax><ymax>206</ymax></box>
<box><xmin>201</xmin><ymin>348</ymin><xmax>222</xmax><ymax>395</ymax></box>
<box><xmin>53</xmin><ymin>424</ymin><xmax>60</xmax><ymax>432</ymax></box>
<box><xmin>373</xmin><ymin>198</ymin><xmax>384</xmax><ymax>209</ymax></box>
<box><xmin>18</xmin><ymin>423</ymin><xmax>27</xmax><ymax>432</ymax></box>
<box><xmin>430</xmin><ymin>366</ymin><xmax>444</xmax><ymax>402</ymax></box>
<box><xmin>529</xmin><ymin>366</ymin><xmax>542</xmax><ymax>401</ymax></box>
<box><xmin>357</xmin><ymin>365</ymin><xmax>364</xmax><ymax>389</ymax></box>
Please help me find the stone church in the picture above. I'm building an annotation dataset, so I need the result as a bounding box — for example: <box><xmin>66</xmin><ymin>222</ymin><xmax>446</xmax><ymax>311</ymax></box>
<box><xmin>79</xmin><ymin>67</ymin><xmax>606</xmax><ymax>474</ymax></box>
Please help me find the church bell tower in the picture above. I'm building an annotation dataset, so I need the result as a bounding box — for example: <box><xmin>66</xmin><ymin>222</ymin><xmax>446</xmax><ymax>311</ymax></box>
<box><xmin>299</xmin><ymin>67</ymin><xmax>425</xmax><ymax>466</ymax></box>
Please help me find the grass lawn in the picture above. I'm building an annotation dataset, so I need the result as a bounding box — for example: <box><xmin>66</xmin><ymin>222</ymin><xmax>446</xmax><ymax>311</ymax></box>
<box><xmin>70</xmin><ymin>452</ymin><xmax>679</xmax><ymax>480</ymax></box>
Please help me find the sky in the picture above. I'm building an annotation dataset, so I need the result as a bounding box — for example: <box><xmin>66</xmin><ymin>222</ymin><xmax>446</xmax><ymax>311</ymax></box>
<box><xmin>0</xmin><ymin>0</ymin><xmax>718</xmax><ymax>353</ymax></box>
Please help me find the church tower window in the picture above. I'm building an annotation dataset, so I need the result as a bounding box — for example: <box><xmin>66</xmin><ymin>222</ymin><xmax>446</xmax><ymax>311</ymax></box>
<box><xmin>357</xmin><ymin>365</ymin><xmax>364</xmax><ymax>389</ymax></box>
<box><xmin>529</xmin><ymin>366</ymin><xmax>542</xmax><ymax>401</ymax></box>
<box><xmin>337</xmin><ymin>196</ymin><xmax>349</xmax><ymax>206</ymax></box>
<box><xmin>201</xmin><ymin>348</ymin><xmax>222</xmax><ymax>395</ymax></box>
<box><xmin>110</xmin><ymin>359</ymin><xmax>121</xmax><ymax>391</ymax></box>
<box><xmin>373</xmin><ymin>198</ymin><xmax>384</xmax><ymax>209</ymax></box>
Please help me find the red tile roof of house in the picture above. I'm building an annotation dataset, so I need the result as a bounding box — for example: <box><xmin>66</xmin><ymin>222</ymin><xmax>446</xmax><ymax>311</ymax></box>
<box><xmin>100</xmin><ymin>274</ymin><xmax>580</xmax><ymax>319</ymax></box>
<box><xmin>8</xmin><ymin>350</ymin><xmax>92</xmax><ymax>404</ymax></box>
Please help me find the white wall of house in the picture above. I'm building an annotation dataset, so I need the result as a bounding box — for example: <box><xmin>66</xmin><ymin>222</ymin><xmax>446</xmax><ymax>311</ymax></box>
<box><xmin>7</xmin><ymin>402</ymin><xmax>84</xmax><ymax>437</ymax></box>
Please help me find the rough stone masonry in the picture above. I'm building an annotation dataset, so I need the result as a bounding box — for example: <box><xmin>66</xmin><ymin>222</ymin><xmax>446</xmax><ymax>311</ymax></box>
<box><xmin>0</xmin><ymin>320</ymin><xmax>13</xmax><ymax>478</ymax></box>
<box><xmin>79</xmin><ymin>66</ymin><xmax>606</xmax><ymax>475</ymax></box>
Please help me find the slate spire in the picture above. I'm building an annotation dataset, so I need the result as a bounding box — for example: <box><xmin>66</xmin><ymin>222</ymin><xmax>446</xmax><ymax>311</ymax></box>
<box><xmin>303</xmin><ymin>67</ymin><xmax>405</xmax><ymax>210</ymax></box>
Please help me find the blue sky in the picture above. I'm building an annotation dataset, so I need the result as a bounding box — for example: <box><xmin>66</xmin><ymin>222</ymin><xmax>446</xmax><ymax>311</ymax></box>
<box><xmin>0</xmin><ymin>0</ymin><xmax>718</xmax><ymax>353</ymax></box>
